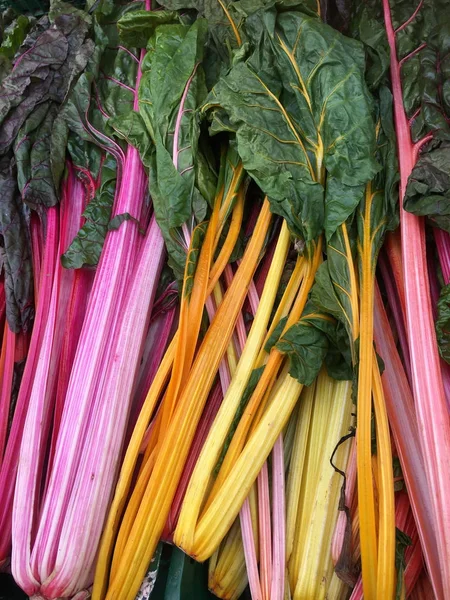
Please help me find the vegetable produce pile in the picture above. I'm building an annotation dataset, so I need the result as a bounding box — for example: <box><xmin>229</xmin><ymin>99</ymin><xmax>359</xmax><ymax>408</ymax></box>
<box><xmin>0</xmin><ymin>0</ymin><xmax>449</xmax><ymax>599</ymax></box>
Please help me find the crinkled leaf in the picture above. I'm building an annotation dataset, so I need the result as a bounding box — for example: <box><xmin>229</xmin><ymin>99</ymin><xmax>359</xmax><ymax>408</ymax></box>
<box><xmin>118</xmin><ymin>10</ymin><xmax>178</xmax><ymax>48</ymax></box>
<box><xmin>204</xmin><ymin>9</ymin><xmax>379</xmax><ymax>241</ymax></box>
<box><xmin>0</xmin><ymin>156</ymin><xmax>34</xmax><ymax>333</ymax></box>
<box><xmin>436</xmin><ymin>283</ymin><xmax>450</xmax><ymax>364</ymax></box>
<box><xmin>403</xmin><ymin>141</ymin><xmax>450</xmax><ymax>232</ymax></box>
<box><xmin>0</xmin><ymin>8</ymin><xmax>94</xmax><ymax>155</ymax></box>
<box><xmin>276</xmin><ymin>301</ymin><xmax>333</xmax><ymax>386</ymax></box>
<box><xmin>388</xmin><ymin>2</ymin><xmax>450</xmax><ymax>143</ymax></box>
<box><xmin>351</xmin><ymin>0</ymin><xmax>390</xmax><ymax>89</ymax></box>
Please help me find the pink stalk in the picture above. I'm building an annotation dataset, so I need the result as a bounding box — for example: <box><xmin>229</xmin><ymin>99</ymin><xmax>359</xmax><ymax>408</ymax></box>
<box><xmin>12</xmin><ymin>169</ymin><xmax>87</xmax><ymax>595</ymax></box>
<box><xmin>378</xmin><ymin>252</ymin><xmax>411</xmax><ymax>383</ymax></box>
<box><xmin>435</xmin><ymin>229</ymin><xmax>450</xmax><ymax>284</ymax></box>
<box><xmin>240</xmin><ymin>499</ymin><xmax>263</xmax><ymax>600</ymax></box>
<box><xmin>382</xmin><ymin>2</ymin><xmax>450</xmax><ymax>595</ymax></box>
<box><xmin>270</xmin><ymin>434</ymin><xmax>285</xmax><ymax>600</ymax></box>
<box><xmin>30</xmin><ymin>146</ymin><xmax>146</xmax><ymax>589</ymax></box>
<box><xmin>374</xmin><ymin>287</ymin><xmax>443</xmax><ymax>597</ymax></box>
<box><xmin>258</xmin><ymin>462</ymin><xmax>272</xmax><ymax>600</ymax></box>
<box><xmin>0</xmin><ymin>207</ymin><xmax>59</xmax><ymax>569</ymax></box>
<box><xmin>409</xmin><ymin>570</ymin><xmax>435</xmax><ymax>600</ymax></box>
<box><xmin>40</xmin><ymin>215</ymin><xmax>165</xmax><ymax>599</ymax></box>
<box><xmin>0</xmin><ymin>281</ymin><xmax>6</xmax><ymax>334</ymax></box>
<box><xmin>129</xmin><ymin>305</ymin><xmax>177</xmax><ymax>429</ymax></box>
<box><xmin>0</xmin><ymin>325</ymin><xmax>16</xmax><ymax>462</ymax></box>
<box><xmin>331</xmin><ymin>438</ymin><xmax>357</xmax><ymax>566</ymax></box>
<box><xmin>45</xmin><ymin>267</ymin><xmax>95</xmax><ymax>485</ymax></box>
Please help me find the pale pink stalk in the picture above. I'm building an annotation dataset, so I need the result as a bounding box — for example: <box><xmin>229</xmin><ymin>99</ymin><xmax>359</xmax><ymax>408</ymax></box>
<box><xmin>30</xmin><ymin>145</ymin><xmax>146</xmax><ymax>588</ymax></box>
<box><xmin>374</xmin><ymin>287</ymin><xmax>443</xmax><ymax>597</ymax></box>
<box><xmin>331</xmin><ymin>438</ymin><xmax>356</xmax><ymax>566</ymax></box>
<box><xmin>240</xmin><ymin>499</ymin><xmax>263</xmax><ymax>600</ymax></box>
<box><xmin>0</xmin><ymin>207</ymin><xmax>59</xmax><ymax>568</ymax></box>
<box><xmin>40</xmin><ymin>215</ymin><xmax>165</xmax><ymax>599</ymax></box>
<box><xmin>270</xmin><ymin>434</ymin><xmax>285</xmax><ymax>600</ymax></box>
<box><xmin>12</xmin><ymin>208</ymin><xmax>61</xmax><ymax>595</ymax></box>
<box><xmin>383</xmin><ymin>2</ymin><xmax>450</xmax><ymax>595</ymax></box>
<box><xmin>0</xmin><ymin>326</ymin><xmax>16</xmax><ymax>462</ymax></box>
<box><xmin>258</xmin><ymin>462</ymin><xmax>272</xmax><ymax>600</ymax></box>
<box><xmin>12</xmin><ymin>172</ymin><xmax>87</xmax><ymax>595</ymax></box>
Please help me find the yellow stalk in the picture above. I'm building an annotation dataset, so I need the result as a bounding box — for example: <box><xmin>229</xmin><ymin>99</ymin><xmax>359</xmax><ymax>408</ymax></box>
<box><xmin>288</xmin><ymin>373</ymin><xmax>336</xmax><ymax>591</ymax></box>
<box><xmin>208</xmin><ymin>239</ymin><xmax>322</xmax><ymax>502</ymax></box>
<box><xmin>292</xmin><ymin>374</ymin><xmax>354</xmax><ymax>600</ymax></box>
<box><xmin>102</xmin><ymin>201</ymin><xmax>272</xmax><ymax>600</ymax></box>
<box><xmin>208</xmin><ymin>520</ymin><xmax>248</xmax><ymax>600</ymax></box>
<box><xmin>175</xmin><ymin>220</ymin><xmax>290</xmax><ymax>551</ymax></box>
<box><xmin>183</xmin><ymin>364</ymin><xmax>303</xmax><ymax>561</ymax></box>
<box><xmin>285</xmin><ymin>383</ymin><xmax>315</xmax><ymax>563</ymax></box>
<box><xmin>357</xmin><ymin>182</ymin><xmax>379</xmax><ymax>600</ymax></box>
<box><xmin>373</xmin><ymin>357</ymin><xmax>395</xmax><ymax>600</ymax></box>
<box><xmin>92</xmin><ymin>339</ymin><xmax>175</xmax><ymax>600</ymax></box>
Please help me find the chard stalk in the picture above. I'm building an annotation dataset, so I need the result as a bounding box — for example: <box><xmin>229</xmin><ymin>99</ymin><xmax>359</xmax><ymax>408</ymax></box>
<box><xmin>383</xmin><ymin>2</ymin><xmax>450</xmax><ymax>595</ymax></box>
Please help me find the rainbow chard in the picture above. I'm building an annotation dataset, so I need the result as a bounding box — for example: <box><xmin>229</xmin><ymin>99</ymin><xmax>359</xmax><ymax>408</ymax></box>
<box><xmin>381</xmin><ymin>1</ymin><xmax>450</xmax><ymax>595</ymax></box>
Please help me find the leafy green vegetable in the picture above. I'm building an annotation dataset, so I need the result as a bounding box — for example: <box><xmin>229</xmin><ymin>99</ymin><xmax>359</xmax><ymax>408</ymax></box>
<box><xmin>0</xmin><ymin>155</ymin><xmax>33</xmax><ymax>333</ymax></box>
<box><xmin>204</xmin><ymin>8</ymin><xmax>379</xmax><ymax>242</ymax></box>
<box><xmin>137</xmin><ymin>18</ymin><xmax>215</xmax><ymax>277</ymax></box>
<box><xmin>436</xmin><ymin>283</ymin><xmax>450</xmax><ymax>364</ymax></box>
<box><xmin>117</xmin><ymin>10</ymin><xmax>178</xmax><ymax>48</ymax></box>
<box><xmin>0</xmin><ymin>15</ymin><xmax>31</xmax><ymax>79</ymax></box>
<box><xmin>62</xmin><ymin>155</ymin><xmax>116</xmax><ymax>269</ymax></box>
<box><xmin>403</xmin><ymin>141</ymin><xmax>450</xmax><ymax>232</ymax></box>
<box><xmin>276</xmin><ymin>300</ymin><xmax>336</xmax><ymax>386</ymax></box>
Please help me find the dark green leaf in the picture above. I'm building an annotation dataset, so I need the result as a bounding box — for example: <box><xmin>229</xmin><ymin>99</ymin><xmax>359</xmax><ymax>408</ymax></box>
<box><xmin>276</xmin><ymin>300</ymin><xmax>335</xmax><ymax>386</ymax></box>
<box><xmin>118</xmin><ymin>10</ymin><xmax>178</xmax><ymax>48</ymax></box>
<box><xmin>403</xmin><ymin>141</ymin><xmax>450</xmax><ymax>232</ymax></box>
<box><xmin>0</xmin><ymin>155</ymin><xmax>34</xmax><ymax>333</ymax></box>
<box><xmin>264</xmin><ymin>315</ymin><xmax>288</xmax><ymax>353</ymax></box>
<box><xmin>436</xmin><ymin>283</ymin><xmax>450</xmax><ymax>364</ymax></box>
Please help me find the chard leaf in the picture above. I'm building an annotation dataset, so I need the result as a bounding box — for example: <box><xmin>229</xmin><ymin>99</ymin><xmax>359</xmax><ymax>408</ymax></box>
<box><xmin>387</xmin><ymin>2</ymin><xmax>450</xmax><ymax>143</ymax></box>
<box><xmin>0</xmin><ymin>8</ymin><xmax>94</xmax><ymax>155</ymax></box>
<box><xmin>117</xmin><ymin>10</ymin><xmax>178</xmax><ymax>48</ymax></box>
<box><xmin>0</xmin><ymin>155</ymin><xmax>34</xmax><ymax>333</ymax></box>
<box><xmin>403</xmin><ymin>141</ymin><xmax>450</xmax><ymax>232</ymax></box>
<box><xmin>14</xmin><ymin>102</ymin><xmax>60</xmax><ymax>209</ymax></box>
<box><xmin>138</xmin><ymin>19</ymin><xmax>214</xmax><ymax>277</ymax></box>
<box><xmin>62</xmin><ymin>154</ymin><xmax>116</xmax><ymax>269</ymax></box>
<box><xmin>276</xmin><ymin>301</ymin><xmax>334</xmax><ymax>386</ymax></box>
<box><xmin>204</xmin><ymin>8</ymin><xmax>379</xmax><ymax>241</ymax></box>
<box><xmin>0</xmin><ymin>14</ymin><xmax>31</xmax><ymax>64</ymax></box>
<box><xmin>436</xmin><ymin>283</ymin><xmax>450</xmax><ymax>364</ymax></box>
